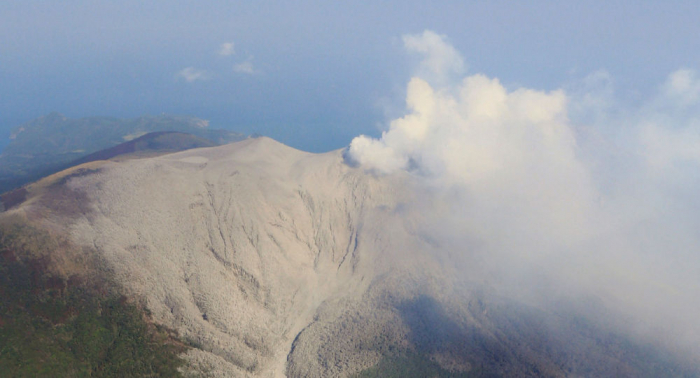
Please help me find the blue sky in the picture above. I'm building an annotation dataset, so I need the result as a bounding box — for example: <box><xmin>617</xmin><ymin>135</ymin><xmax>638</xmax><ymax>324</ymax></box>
<box><xmin>2</xmin><ymin>0</ymin><xmax>699</xmax><ymax>152</ymax></box>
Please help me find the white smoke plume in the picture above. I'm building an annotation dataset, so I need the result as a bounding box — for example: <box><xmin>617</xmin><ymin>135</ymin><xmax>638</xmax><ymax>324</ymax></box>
<box><xmin>347</xmin><ymin>30</ymin><xmax>700</xmax><ymax>360</ymax></box>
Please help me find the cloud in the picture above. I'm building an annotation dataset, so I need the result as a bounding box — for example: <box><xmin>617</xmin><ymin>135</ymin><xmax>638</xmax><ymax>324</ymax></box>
<box><xmin>219</xmin><ymin>42</ymin><xmax>235</xmax><ymax>56</ymax></box>
<box><xmin>347</xmin><ymin>30</ymin><xmax>700</xmax><ymax>360</ymax></box>
<box><xmin>660</xmin><ymin>69</ymin><xmax>700</xmax><ymax>108</ymax></box>
<box><xmin>633</xmin><ymin>72</ymin><xmax>700</xmax><ymax>174</ymax></box>
<box><xmin>177</xmin><ymin>67</ymin><xmax>211</xmax><ymax>82</ymax></box>
<box><xmin>402</xmin><ymin>30</ymin><xmax>465</xmax><ymax>85</ymax></box>
<box><xmin>233</xmin><ymin>58</ymin><xmax>256</xmax><ymax>74</ymax></box>
<box><xmin>349</xmin><ymin>71</ymin><xmax>588</xmax><ymax>245</ymax></box>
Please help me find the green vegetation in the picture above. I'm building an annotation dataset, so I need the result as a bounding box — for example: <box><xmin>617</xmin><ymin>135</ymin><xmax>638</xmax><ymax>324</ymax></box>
<box><xmin>0</xmin><ymin>219</ymin><xmax>187</xmax><ymax>377</ymax></box>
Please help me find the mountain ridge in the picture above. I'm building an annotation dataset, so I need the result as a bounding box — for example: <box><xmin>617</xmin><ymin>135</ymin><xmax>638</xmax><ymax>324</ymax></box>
<box><xmin>0</xmin><ymin>113</ymin><xmax>246</xmax><ymax>194</ymax></box>
<box><xmin>2</xmin><ymin>137</ymin><xmax>697</xmax><ymax>377</ymax></box>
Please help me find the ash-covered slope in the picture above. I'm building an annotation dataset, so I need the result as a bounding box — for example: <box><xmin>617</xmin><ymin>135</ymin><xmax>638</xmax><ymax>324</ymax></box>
<box><xmin>48</xmin><ymin>137</ymin><xmax>435</xmax><ymax>377</ymax></box>
<box><xmin>10</xmin><ymin>137</ymin><xmax>697</xmax><ymax>377</ymax></box>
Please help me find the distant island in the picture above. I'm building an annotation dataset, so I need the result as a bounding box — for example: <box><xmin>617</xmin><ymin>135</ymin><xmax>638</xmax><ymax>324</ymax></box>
<box><xmin>0</xmin><ymin>113</ymin><xmax>246</xmax><ymax>194</ymax></box>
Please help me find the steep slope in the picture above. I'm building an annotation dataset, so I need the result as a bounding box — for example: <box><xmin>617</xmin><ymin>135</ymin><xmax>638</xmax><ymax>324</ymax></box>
<box><xmin>0</xmin><ymin>216</ymin><xmax>188</xmax><ymax>377</ymax></box>
<box><xmin>20</xmin><ymin>137</ymin><xmax>421</xmax><ymax>377</ymax></box>
<box><xmin>6</xmin><ymin>137</ymin><xmax>697</xmax><ymax>377</ymax></box>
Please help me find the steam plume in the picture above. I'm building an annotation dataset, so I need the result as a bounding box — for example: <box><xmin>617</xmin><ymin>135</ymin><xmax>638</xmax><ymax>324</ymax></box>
<box><xmin>347</xmin><ymin>30</ymin><xmax>700</xmax><ymax>360</ymax></box>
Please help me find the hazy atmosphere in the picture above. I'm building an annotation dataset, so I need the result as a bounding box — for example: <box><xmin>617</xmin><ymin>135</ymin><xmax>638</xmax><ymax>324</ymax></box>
<box><xmin>3</xmin><ymin>1</ymin><xmax>700</xmax><ymax>377</ymax></box>
<box><xmin>349</xmin><ymin>29</ymin><xmax>700</xmax><ymax>358</ymax></box>
<box><xmin>3</xmin><ymin>1</ymin><xmax>700</xmax><ymax>151</ymax></box>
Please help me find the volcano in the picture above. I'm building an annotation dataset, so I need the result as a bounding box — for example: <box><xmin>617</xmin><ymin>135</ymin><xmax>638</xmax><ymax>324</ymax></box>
<box><xmin>2</xmin><ymin>137</ymin><xmax>696</xmax><ymax>377</ymax></box>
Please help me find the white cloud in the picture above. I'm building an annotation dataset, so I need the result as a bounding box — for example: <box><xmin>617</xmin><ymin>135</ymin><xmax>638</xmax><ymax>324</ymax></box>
<box><xmin>219</xmin><ymin>42</ymin><xmax>235</xmax><ymax>56</ymax></box>
<box><xmin>233</xmin><ymin>58</ymin><xmax>256</xmax><ymax>74</ymax></box>
<box><xmin>177</xmin><ymin>67</ymin><xmax>211</xmax><ymax>82</ymax></box>
<box><xmin>660</xmin><ymin>68</ymin><xmax>700</xmax><ymax>107</ymax></box>
<box><xmin>346</xmin><ymin>134</ymin><xmax>407</xmax><ymax>174</ymax></box>
<box><xmin>567</xmin><ymin>69</ymin><xmax>616</xmax><ymax>124</ymax></box>
<box><xmin>640</xmin><ymin>120</ymin><xmax>700</xmax><ymax>170</ymax></box>
<box><xmin>402</xmin><ymin>30</ymin><xmax>465</xmax><ymax>85</ymax></box>
<box><xmin>348</xmin><ymin>71</ymin><xmax>586</xmax><ymax>243</ymax></box>
<box><xmin>637</xmin><ymin>69</ymin><xmax>700</xmax><ymax>172</ymax></box>
<box><xmin>347</xmin><ymin>30</ymin><xmax>700</xmax><ymax>358</ymax></box>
